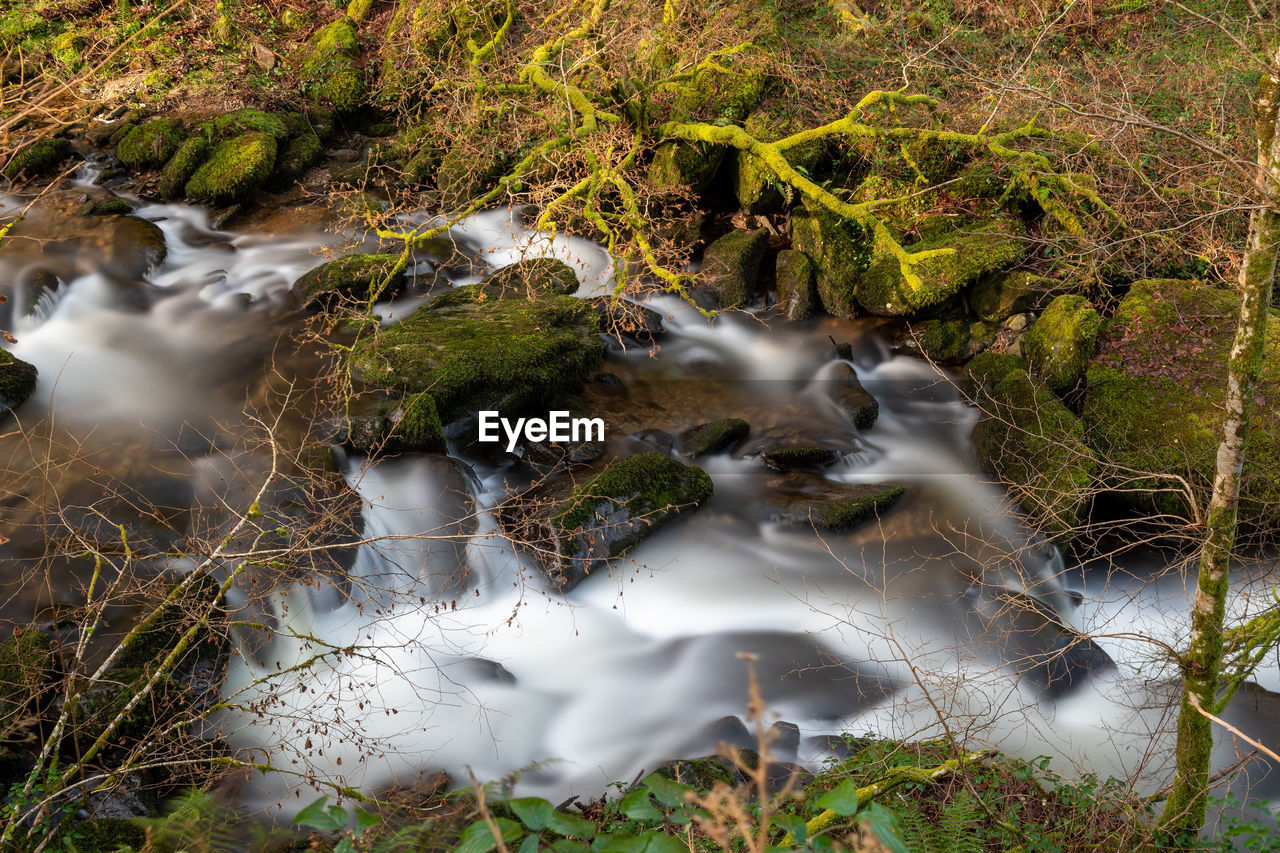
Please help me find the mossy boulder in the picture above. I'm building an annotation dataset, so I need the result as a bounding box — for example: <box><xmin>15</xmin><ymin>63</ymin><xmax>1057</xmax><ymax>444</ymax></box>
<box><xmin>3</xmin><ymin>138</ymin><xmax>71</xmax><ymax>179</ymax></box>
<box><xmin>1081</xmin><ymin>279</ymin><xmax>1280</xmax><ymax>528</ymax></box>
<box><xmin>769</xmin><ymin>482</ymin><xmax>905</xmax><ymax>530</ymax></box>
<box><xmin>774</xmin><ymin>249</ymin><xmax>817</xmax><ymax>320</ymax></box>
<box><xmin>271</xmin><ymin>132</ymin><xmax>323</xmax><ymax>187</ymax></box>
<box><xmin>790</xmin><ymin>200</ymin><xmax>873</xmax><ymax>319</ymax></box>
<box><xmin>549</xmin><ymin>453</ymin><xmax>713</xmax><ymax>590</ymax></box>
<box><xmin>200</xmin><ymin>108</ymin><xmax>289</xmax><ymax>143</ymax></box>
<box><xmin>678</xmin><ymin>418</ymin><xmax>749</xmax><ymax>457</ymax></box>
<box><xmin>48</xmin><ymin>818</ymin><xmax>147</xmax><ymax>853</ymax></box>
<box><xmin>649</xmin><ymin>140</ymin><xmax>725</xmax><ymax>194</ymax></box>
<box><xmin>0</xmin><ymin>349</ymin><xmax>38</xmax><ymax>414</ymax></box>
<box><xmin>968</xmin><ymin>271</ymin><xmax>1075</xmax><ymax>323</ymax></box>
<box><xmin>907</xmin><ymin>318</ymin><xmax>974</xmax><ymax>363</ymax></box>
<box><xmin>351</xmin><ymin>285</ymin><xmax>603</xmax><ymax>436</ymax></box>
<box><xmin>732</xmin><ymin>113</ymin><xmax>823</xmax><ymax>214</ymax></box>
<box><xmin>342</xmin><ymin>392</ymin><xmax>446</xmax><ymax>454</ymax></box>
<box><xmin>960</xmin><ymin>352</ymin><xmax>1026</xmax><ymax>398</ymax></box>
<box><xmin>1025</xmin><ymin>294</ymin><xmax>1101</xmax><ymax>394</ymax></box>
<box><xmin>297</xmin><ymin>17</ymin><xmax>365</xmax><ymax>112</ymax></box>
<box><xmin>158</xmin><ymin>136</ymin><xmax>210</xmax><ymax>199</ymax></box>
<box><xmin>855</xmin><ymin>216</ymin><xmax>1026</xmax><ymax>317</ymax></box>
<box><xmin>700</xmin><ymin>228</ymin><xmax>768</xmax><ymax>309</ymax></box>
<box><xmin>295</xmin><ymin>253</ymin><xmax>406</xmax><ymax>309</ymax></box>
<box><xmin>972</xmin><ymin>369</ymin><xmax>1096</xmax><ymax>539</ymax></box>
<box><xmin>115</xmin><ymin>118</ymin><xmax>185</xmax><ymax>169</ymax></box>
<box><xmin>481</xmin><ymin>258</ymin><xmax>580</xmax><ymax>296</ymax></box>
<box><xmin>184</xmin><ymin>132</ymin><xmax>278</xmax><ymax>202</ymax></box>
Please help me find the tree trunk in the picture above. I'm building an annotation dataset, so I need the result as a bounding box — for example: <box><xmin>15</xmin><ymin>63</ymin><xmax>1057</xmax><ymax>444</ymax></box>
<box><xmin>1157</xmin><ymin>46</ymin><xmax>1280</xmax><ymax>841</ymax></box>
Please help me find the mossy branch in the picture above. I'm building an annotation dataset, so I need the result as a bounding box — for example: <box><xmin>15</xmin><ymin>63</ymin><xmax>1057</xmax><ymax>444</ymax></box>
<box><xmin>1217</xmin><ymin>598</ymin><xmax>1280</xmax><ymax>712</ymax></box>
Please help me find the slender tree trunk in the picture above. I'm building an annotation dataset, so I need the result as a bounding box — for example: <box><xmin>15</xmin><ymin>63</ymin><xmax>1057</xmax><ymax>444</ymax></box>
<box><xmin>1158</xmin><ymin>46</ymin><xmax>1280</xmax><ymax>841</ymax></box>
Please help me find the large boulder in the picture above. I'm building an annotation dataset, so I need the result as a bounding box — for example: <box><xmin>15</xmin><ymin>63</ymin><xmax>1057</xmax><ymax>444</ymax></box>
<box><xmin>1082</xmin><ymin>279</ymin><xmax>1280</xmax><ymax>528</ymax></box>
<box><xmin>1025</xmin><ymin>294</ymin><xmax>1101</xmax><ymax>394</ymax></box>
<box><xmin>295</xmin><ymin>253</ymin><xmax>407</xmax><ymax>309</ymax></box>
<box><xmin>0</xmin><ymin>350</ymin><xmax>38</xmax><ymax>414</ymax></box>
<box><xmin>855</xmin><ymin>216</ymin><xmax>1026</xmax><ymax>317</ymax></box>
<box><xmin>973</xmin><ymin>369</ymin><xmax>1097</xmax><ymax>539</ymax></box>
<box><xmin>774</xmin><ymin>249</ymin><xmax>817</xmax><ymax>320</ymax></box>
<box><xmin>115</xmin><ymin>118</ymin><xmax>185</xmax><ymax>169</ymax></box>
<box><xmin>296</xmin><ymin>16</ymin><xmax>365</xmax><ymax>112</ymax></box>
<box><xmin>350</xmin><ymin>283</ymin><xmax>603</xmax><ymax>441</ymax></box>
<box><xmin>790</xmin><ymin>200</ymin><xmax>872</xmax><ymax>318</ymax></box>
<box><xmin>184</xmin><ymin>132</ymin><xmax>278</xmax><ymax>202</ymax></box>
<box><xmin>700</xmin><ymin>229</ymin><xmax>768</xmax><ymax>309</ymax></box>
<box><xmin>549</xmin><ymin>453</ymin><xmax>713</xmax><ymax>590</ymax></box>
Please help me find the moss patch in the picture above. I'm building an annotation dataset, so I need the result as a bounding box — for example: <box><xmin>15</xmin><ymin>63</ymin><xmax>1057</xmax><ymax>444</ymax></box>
<box><xmin>0</xmin><ymin>349</ymin><xmax>38</xmax><ymax>413</ymax></box>
<box><xmin>481</xmin><ymin>258</ymin><xmax>580</xmax><ymax>297</ymax></box>
<box><xmin>1025</xmin><ymin>294</ymin><xmax>1101</xmax><ymax>394</ymax></box>
<box><xmin>297</xmin><ymin>17</ymin><xmax>365</xmax><ymax>112</ymax></box>
<box><xmin>648</xmin><ymin>140</ymin><xmax>725</xmax><ymax>194</ymax></box>
<box><xmin>3</xmin><ymin>137</ymin><xmax>71</xmax><ymax>179</ymax></box>
<box><xmin>158</xmin><ymin>136</ymin><xmax>210</xmax><ymax>199</ymax></box>
<box><xmin>115</xmin><ymin>118</ymin><xmax>185</xmax><ymax>169</ymax></box>
<box><xmin>184</xmin><ymin>132</ymin><xmax>278</xmax><ymax>202</ymax></box>
<box><xmin>973</xmin><ymin>369</ymin><xmax>1096</xmax><ymax>539</ymax></box>
<box><xmin>296</xmin><ymin>253</ymin><xmax>406</xmax><ymax>309</ymax></box>
<box><xmin>961</xmin><ymin>352</ymin><xmax>1026</xmax><ymax>398</ymax></box>
<box><xmin>271</xmin><ymin>132</ymin><xmax>323</xmax><ymax>188</ymax></box>
<box><xmin>790</xmin><ymin>200</ymin><xmax>872</xmax><ymax>319</ymax></box>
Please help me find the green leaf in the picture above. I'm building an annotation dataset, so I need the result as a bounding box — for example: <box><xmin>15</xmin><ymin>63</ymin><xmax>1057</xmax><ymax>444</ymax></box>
<box><xmin>619</xmin><ymin>790</ymin><xmax>663</xmax><ymax>822</ymax></box>
<box><xmin>457</xmin><ymin>818</ymin><xmax>525</xmax><ymax>853</ymax></box>
<box><xmin>773</xmin><ymin>814</ymin><xmax>807</xmax><ymax>844</ymax></box>
<box><xmin>641</xmin><ymin>774</ymin><xmax>689</xmax><ymax>809</ymax></box>
<box><xmin>547</xmin><ymin>810</ymin><xmax>597</xmax><ymax>839</ymax></box>
<box><xmin>354</xmin><ymin>807</ymin><xmax>380</xmax><ymax>834</ymax></box>
<box><xmin>596</xmin><ymin>831</ymin><xmax>688</xmax><ymax>853</ymax></box>
<box><xmin>813</xmin><ymin>780</ymin><xmax>861</xmax><ymax>817</ymax></box>
<box><xmin>518</xmin><ymin>833</ymin><xmax>542</xmax><ymax>853</ymax></box>
<box><xmin>294</xmin><ymin>796</ymin><xmax>348</xmax><ymax>831</ymax></box>
<box><xmin>335</xmin><ymin>841</ymin><xmax>357</xmax><ymax>853</ymax></box>
<box><xmin>511</xmin><ymin>798</ymin><xmax>555</xmax><ymax>832</ymax></box>
<box><xmin>551</xmin><ymin>840</ymin><xmax>592</xmax><ymax>853</ymax></box>
<box><xmin>861</xmin><ymin>803</ymin><xmax>910</xmax><ymax>853</ymax></box>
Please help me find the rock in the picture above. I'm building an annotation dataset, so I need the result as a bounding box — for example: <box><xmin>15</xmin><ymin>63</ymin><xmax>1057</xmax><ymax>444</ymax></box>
<box><xmin>252</xmin><ymin>42</ymin><xmax>277</xmax><ymax>70</ymax></box>
<box><xmin>297</xmin><ymin>17</ymin><xmax>365</xmax><ymax>112</ymax></box>
<box><xmin>774</xmin><ymin>249</ymin><xmax>817</xmax><ymax>320</ymax></box>
<box><xmin>548</xmin><ymin>453</ymin><xmax>713</xmax><ymax>590</ymax></box>
<box><xmin>826</xmin><ymin>362</ymin><xmax>879</xmax><ymax>429</ymax></box>
<box><xmin>960</xmin><ymin>352</ymin><xmax>1026</xmax><ymax>398</ymax></box>
<box><xmin>114</xmin><ymin>118</ymin><xmax>184</xmax><ymax>169</ymax></box>
<box><xmin>158</xmin><ymin>136</ymin><xmax>209</xmax><ymax>199</ymax></box>
<box><xmin>295</xmin><ymin>253</ymin><xmax>407</xmax><ymax>309</ymax></box>
<box><xmin>648</xmin><ymin>140</ymin><xmax>725</xmax><ymax>193</ymax></box>
<box><xmin>184</xmin><ymin>132</ymin><xmax>278</xmax><ymax>202</ymax></box>
<box><xmin>588</xmin><ymin>297</ymin><xmax>664</xmax><ymax>344</ymax></box>
<box><xmin>656</xmin><ymin>756</ymin><xmax>737</xmax><ymax>789</ymax></box>
<box><xmin>350</xmin><ymin>285</ymin><xmax>603</xmax><ymax>440</ymax></box>
<box><xmin>112</xmin><ymin>216</ymin><xmax>168</xmax><ymax>274</ymax></box>
<box><xmin>81</xmin><ymin>197</ymin><xmax>132</xmax><ymax>216</ymax></box>
<box><xmin>855</xmin><ymin>216</ymin><xmax>1026</xmax><ymax>317</ymax></box>
<box><xmin>270</xmin><ymin>133</ymin><xmax>323</xmax><ymax>188</ymax></box>
<box><xmin>972</xmin><ymin>369</ymin><xmax>1096</xmax><ymax>539</ymax></box>
<box><xmin>790</xmin><ymin>199</ymin><xmax>871</xmax><ymax>318</ymax></box>
<box><xmin>678</xmin><ymin>418</ymin><xmax>749</xmax><ymax>458</ymax></box>
<box><xmin>3</xmin><ymin>138</ymin><xmax>72</xmax><ymax>179</ymax></box>
<box><xmin>200</xmin><ymin>108</ymin><xmax>289</xmax><ymax>143</ymax></box>
<box><xmin>436</xmin><ymin>140</ymin><xmax>509</xmax><ymax>211</ymax></box>
<box><xmin>732</xmin><ymin>113</ymin><xmax>823</xmax><ymax>214</ymax></box>
<box><xmin>700</xmin><ymin>228</ymin><xmax>768</xmax><ymax>309</ymax></box>
<box><xmin>1025</xmin><ymin>294</ymin><xmax>1101</xmax><ymax>394</ymax></box>
<box><xmin>768</xmin><ymin>480</ymin><xmax>905</xmax><ymax>530</ymax></box>
<box><xmin>968</xmin><ymin>271</ymin><xmax>1074</xmax><ymax>322</ymax></box>
<box><xmin>1082</xmin><ymin>278</ymin><xmax>1280</xmax><ymax>528</ymax></box>
<box><xmin>481</xmin><ymin>258</ymin><xmax>579</xmax><ymax>296</ymax></box>
<box><xmin>341</xmin><ymin>391</ymin><xmax>445</xmax><ymax>454</ymax></box>
<box><xmin>759</xmin><ymin>446</ymin><xmax>841</xmax><ymax>470</ymax></box>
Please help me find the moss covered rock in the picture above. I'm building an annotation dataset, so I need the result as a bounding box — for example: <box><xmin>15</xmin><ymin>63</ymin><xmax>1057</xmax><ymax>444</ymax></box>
<box><xmin>201</xmin><ymin>108</ymin><xmax>290</xmax><ymax>143</ymax></box>
<box><xmin>769</xmin><ymin>483</ymin><xmax>905</xmax><ymax>530</ymax></box>
<box><xmin>649</xmin><ymin>140</ymin><xmax>725</xmax><ymax>194</ymax></box>
<box><xmin>436</xmin><ymin>140</ymin><xmax>509</xmax><ymax>211</ymax></box>
<box><xmin>678</xmin><ymin>418</ymin><xmax>749</xmax><ymax>457</ymax></box>
<box><xmin>549</xmin><ymin>453</ymin><xmax>713</xmax><ymax>589</ymax></box>
<box><xmin>1082</xmin><ymin>279</ymin><xmax>1280</xmax><ymax>528</ymax></box>
<box><xmin>343</xmin><ymin>392</ymin><xmax>446</xmax><ymax>454</ymax></box>
<box><xmin>960</xmin><ymin>351</ymin><xmax>1026</xmax><ymax>398</ymax></box>
<box><xmin>775</xmin><ymin>249</ymin><xmax>817</xmax><ymax>320</ymax></box>
<box><xmin>297</xmin><ymin>17</ymin><xmax>365</xmax><ymax>112</ymax></box>
<box><xmin>271</xmin><ymin>132</ymin><xmax>323</xmax><ymax>188</ymax></box>
<box><xmin>184</xmin><ymin>132</ymin><xmax>277</xmax><ymax>202</ymax></box>
<box><xmin>0</xmin><ymin>349</ymin><xmax>38</xmax><ymax>414</ymax></box>
<box><xmin>351</xmin><ymin>285</ymin><xmax>603</xmax><ymax>434</ymax></box>
<box><xmin>968</xmin><ymin>271</ymin><xmax>1074</xmax><ymax>323</ymax></box>
<box><xmin>973</xmin><ymin>369</ymin><xmax>1096</xmax><ymax>539</ymax></box>
<box><xmin>158</xmin><ymin>136</ymin><xmax>210</xmax><ymax>199</ymax></box>
<box><xmin>115</xmin><ymin>118</ymin><xmax>185</xmax><ymax>169</ymax></box>
<box><xmin>296</xmin><ymin>253</ymin><xmax>406</xmax><ymax>309</ymax></box>
<box><xmin>3</xmin><ymin>137</ymin><xmax>71</xmax><ymax>179</ymax></box>
<box><xmin>482</xmin><ymin>258</ymin><xmax>579</xmax><ymax>296</ymax></box>
<box><xmin>907</xmin><ymin>318</ymin><xmax>972</xmax><ymax>363</ymax></box>
<box><xmin>1025</xmin><ymin>294</ymin><xmax>1101</xmax><ymax>394</ymax></box>
<box><xmin>700</xmin><ymin>228</ymin><xmax>768</xmax><ymax>309</ymax></box>
<box><xmin>732</xmin><ymin>113</ymin><xmax>822</xmax><ymax>214</ymax></box>
<box><xmin>790</xmin><ymin>200</ymin><xmax>872</xmax><ymax>319</ymax></box>
<box><xmin>855</xmin><ymin>216</ymin><xmax>1026</xmax><ymax>317</ymax></box>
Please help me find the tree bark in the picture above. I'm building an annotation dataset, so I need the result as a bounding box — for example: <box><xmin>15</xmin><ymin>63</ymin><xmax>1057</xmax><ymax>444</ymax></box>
<box><xmin>1158</xmin><ymin>46</ymin><xmax>1280</xmax><ymax>841</ymax></box>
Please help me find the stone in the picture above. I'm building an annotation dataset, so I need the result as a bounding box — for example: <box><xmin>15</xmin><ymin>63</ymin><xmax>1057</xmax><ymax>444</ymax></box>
<box><xmin>700</xmin><ymin>228</ymin><xmax>768</xmax><ymax>309</ymax></box>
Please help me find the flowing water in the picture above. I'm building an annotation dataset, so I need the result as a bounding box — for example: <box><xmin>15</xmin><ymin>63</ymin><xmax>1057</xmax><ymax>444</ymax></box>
<box><xmin>2</xmin><ymin>180</ymin><xmax>1279</xmax><ymax>824</ymax></box>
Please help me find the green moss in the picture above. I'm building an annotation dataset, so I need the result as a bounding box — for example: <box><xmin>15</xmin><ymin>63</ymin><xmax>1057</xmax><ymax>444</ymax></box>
<box><xmin>648</xmin><ymin>140</ymin><xmax>725</xmax><ymax>194</ymax></box>
<box><xmin>774</xmin><ymin>248</ymin><xmax>816</xmax><ymax>320</ymax></box>
<box><xmin>184</xmin><ymin>132</ymin><xmax>277</xmax><ymax>202</ymax></box>
<box><xmin>855</xmin><ymin>216</ymin><xmax>1026</xmax><ymax>317</ymax></box>
<box><xmin>51</xmin><ymin>30</ymin><xmax>85</xmax><ymax>70</ymax></box>
<box><xmin>1025</xmin><ymin>294</ymin><xmax>1101</xmax><ymax>394</ymax></box>
<box><xmin>968</xmin><ymin>271</ymin><xmax>1073</xmax><ymax>322</ymax></box>
<box><xmin>799</xmin><ymin>485</ymin><xmax>905</xmax><ymax>530</ymax></box>
<box><xmin>678</xmin><ymin>418</ymin><xmax>749</xmax><ymax>457</ymax></box>
<box><xmin>298</xmin><ymin>17</ymin><xmax>365</xmax><ymax>112</ymax></box>
<box><xmin>346</xmin><ymin>0</ymin><xmax>374</xmax><ymax>20</ymax></box>
<box><xmin>201</xmin><ymin>108</ymin><xmax>289</xmax><ymax>143</ymax></box>
<box><xmin>0</xmin><ymin>349</ymin><xmax>38</xmax><ymax>413</ymax></box>
<box><xmin>481</xmin><ymin>258</ymin><xmax>580</xmax><ymax>296</ymax></box>
<box><xmin>961</xmin><ymin>352</ymin><xmax>1026</xmax><ymax>397</ymax></box>
<box><xmin>158</xmin><ymin>135</ymin><xmax>209</xmax><ymax>199</ymax></box>
<box><xmin>296</xmin><ymin>253</ymin><xmax>406</xmax><ymax>309</ymax></box>
<box><xmin>351</xmin><ymin>286</ymin><xmax>603</xmax><ymax>426</ymax></box>
<box><xmin>48</xmin><ymin>817</ymin><xmax>146</xmax><ymax>853</ymax></box>
<box><xmin>732</xmin><ymin>112</ymin><xmax>822</xmax><ymax>214</ymax></box>
<box><xmin>910</xmin><ymin>318</ymin><xmax>971</xmax><ymax>362</ymax></box>
<box><xmin>656</xmin><ymin>758</ymin><xmax>736</xmax><ymax>789</ymax></box>
<box><xmin>852</xmin><ymin>174</ymin><xmax>935</xmax><ymax>232</ymax></box>
<box><xmin>761</xmin><ymin>447</ymin><xmax>840</xmax><ymax>469</ymax></box>
<box><xmin>550</xmin><ymin>453</ymin><xmax>713</xmax><ymax>587</ymax></box>
<box><xmin>271</xmin><ymin>132</ymin><xmax>323</xmax><ymax>187</ymax></box>
<box><xmin>343</xmin><ymin>392</ymin><xmax>446</xmax><ymax>454</ymax></box>
<box><xmin>0</xmin><ymin>631</ymin><xmax>52</xmax><ymax>730</ymax></box>
<box><xmin>82</xmin><ymin>198</ymin><xmax>133</xmax><ymax>216</ymax></box>
<box><xmin>791</xmin><ymin>200</ymin><xmax>872</xmax><ymax>319</ymax></box>
<box><xmin>700</xmin><ymin>228</ymin><xmax>768</xmax><ymax>309</ymax></box>
<box><xmin>115</xmin><ymin>118</ymin><xmax>185</xmax><ymax>169</ymax></box>
<box><xmin>435</xmin><ymin>141</ymin><xmax>509</xmax><ymax>210</ymax></box>
<box><xmin>972</xmin><ymin>369</ymin><xmax>1096</xmax><ymax>539</ymax></box>
<box><xmin>3</xmin><ymin>137</ymin><xmax>71</xmax><ymax>179</ymax></box>
<box><xmin>320</xmin><ymin>67</ymin><xmax>366</xmax><ymax>112</ymax></box>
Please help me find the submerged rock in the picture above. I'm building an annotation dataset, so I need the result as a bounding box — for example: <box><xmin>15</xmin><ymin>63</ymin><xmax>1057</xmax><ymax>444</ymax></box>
<box><xmin>549</xmin><ymin>453</ymin><xmax>713</xmax><ymax>590</ymax></box>
<box><xmin>767</xmin><ymin>478</ymin><xmax>905</xmax><ymax>531</ymax></box>
<box><xmin>678</xmin><ymin>418</ymin><xmax>749</xmax><ymax>457</ymax></box>
<box><xmin>973</xmin><ymin>369</ymin><xmax>1096</xmax><ymax>539</ymax></box>
<box><xmin>0</xmin><ymin>350</ymin><xmax>38</xmax><ymax>414</ymax></box>
<box><xmin>759</xmin><ymin>446</ymin><xmax>841</xmax><ymax>470</ymax></box>
<box><xmin>700</xmin><ymin>228</ymin><xmax>768</xmax><ymax>309</ymax></box>
<box><xmin>1025</xmin><ymin>294</ymin><xmax>1101</xmax><ymax>394</ymax></box>
<box><xmin>295</xmin><ymin>252</ymin><xmax>407</xmax><ymax>309</ymax></box>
